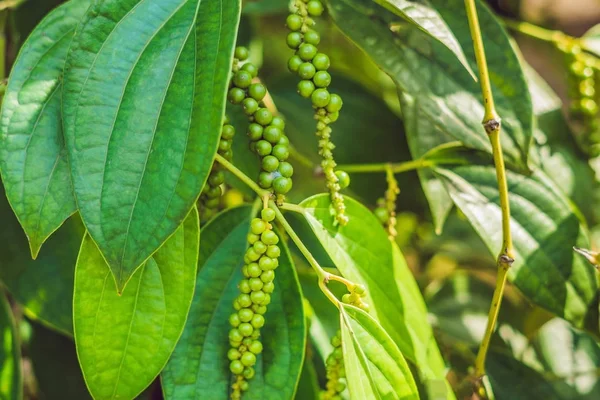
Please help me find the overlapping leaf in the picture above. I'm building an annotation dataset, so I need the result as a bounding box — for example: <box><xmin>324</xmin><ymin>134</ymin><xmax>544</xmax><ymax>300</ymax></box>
<box><xmin>300</xmin><ymin>194</ymin><xmax>454</xmax><ymax>398</ymax></box>
<box><xmin>434</xmin><ymin>164</ymin><xmax>597</xmax><ymax>326</ymax></box>
<box><xmin>0</xmin><ymin>182</ymin><xmax>84</xmax><ymax>335</ymax></box>
<box><xmin>0</xmin><ymin>293</ymin><xmax>22</xmax><ymax>400</ymax></box>
<box><xmin>340</xmin><ymin>304</ymin><xmax>419</xmax><ymax>400</ymax></box>
<box><xmin>325</xmin><ymin>0</ymin><xmax>532</xmax><ymax>230</ymax></box>
<box><xmin>63</xmin><ymin>0</ymin><xmax>241</xmax><ymax>290</ymax></box>
<box><xmin>73</xmin><ymin>207</ymin><xmax>199</xmax><ymax>400</ymax></box>
<box><xmin>0</xmin><ymin>0</ymin><xmax>89</xmax><ymax>257</ymax></box>
<box><xmin>161</xmin><ymin>206</ymin><xmax>306</xmax><ymax>399</ymax></box>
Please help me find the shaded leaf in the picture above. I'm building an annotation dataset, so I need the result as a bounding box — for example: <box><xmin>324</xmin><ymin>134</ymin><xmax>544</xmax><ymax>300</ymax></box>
<box><xmin>0</xmin><ymin>292</ymin><xmax>22</xmax><ymax>400</ymax></box>
<box><xmin>0</xmin><ymin>181</ymin><xmax>84</xmax><ymax>335</ymax></box>
<box><xmin>340</xmin><ymin>304</ymin><xmax>419</xmax><ymax>400</ymax></box>
<box><xmin>62</xmin><ymin>0</ymin><xmax>241</xmax><ymax>290</ymax></box>
<box><xmin>73</xmin><ymin>207</ymin><xmax>199</xmax><ymax>400</ymax></box>
<box><xmin>434</xmin><ymin>163</ymin><xmax>597</xmax><ymax>326</ymax></box>
<box><xmin>161</xmin><ymin>206</ymin><xmax>306</xmax><ymax>400</ymax></box>
<box><xmin>300</xmin><ymin>194</ymin><xmax>453</xmax><ymax>398</ymax></box>
<box><xmin>582</xmin><ymin>24</ymin><xmax>600</xmax><ymax>57</ymax></box>
<box><xmin>374</xmin><ymin>0</ymin><xmax>475</xmax><ymax>79</ymax></box>
<box><xmin>0</xmin><ymin>0</ymin><xmax>89</xmax><ymax>257</ymax></box>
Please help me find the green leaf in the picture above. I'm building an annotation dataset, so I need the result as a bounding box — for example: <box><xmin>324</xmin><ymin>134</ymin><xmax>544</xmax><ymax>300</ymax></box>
<box><xmin>0</xmin><ymin>181</ymin><xmax>84</xmax><ymax>335</ymax></box>
<box><xmin>62</xmin><ymin>0</ymin><xmax>241</xmax><ymax>290</ymax></box>
<box><xmin>340</xmin><ymin>304</ymin><xmax>419</xmax><ymax>400</ymax></box>
<box><xmin>0</xmin><ymin>0</ymin><xmax>89</xmax><ymax>257</ymax></box>
<box><xmin>294</xmin><ymin>355</ymin><xmax>320</xmax><ymax>400</ymax></box>
<box><xmin>161</xmin><ymin>206</ymin><xmax>306</xmax><ymax>399</ymax></box>
<box><xmin>300</xmin><ymin>194</ymin><xmax>454</xmax><ymax>398</ymax></box>
<box><xmin>434</xmin><ymin>163</ymin><xmax>598</xmax><ymax>326</ymax></box>
<box><xmin>373</xmin><ymin>0</ymin><xmax>476</xmax><ymax>79</ymax></box>
<box><xmin>0</xmin><ymin>292</ymin><xmax>22</xmax><ymax>400</ymax></box>
<box><xmin>582</xmin><ymin>24</ymin><xmax>600</xmax><ymax>57</ymax></box>
<box><xmin>325</xmin><ymin>0</ymin><xmax>532</xmax><ymax>230</ymax></box>
<box><xmin>73</xmin><ymin>206</ymin><xmax>200</xmax><ymax>400</ymax></box>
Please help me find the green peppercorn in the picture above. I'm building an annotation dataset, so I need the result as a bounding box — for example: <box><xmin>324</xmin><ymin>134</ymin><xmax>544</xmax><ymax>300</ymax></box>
<box><xmin>251</xmin><ymin>314</ymin><xmax>265</xmax><ymax>329</ymax></box>
<box><xmin>229</xmin><ymin>313</ymin><xmax>241</xmax><ymax>327</ymax></box>
<box><xmin>228</xmin><ymin>348</ymin><xmax>241</xmax><ymax>361</ymax></box>
<box><xmin>248</xmin><ymin>263</ymin><xmax>262</xmax><ymax>278</ymax></box>
<box><xmin>288</xmin><ymin>55</ymin><xmax>303</xmax><ymax>73</ymax></box>
<box><xmin>259</xmin><ymin>256</ymin><xmax>276</xmax><ymax>271</ymax></box>
<box><xmin>250</xmin><ymin>290</ymin><xmax>267</xmax><ymax>304</ymax></box>
<box><xmin>262</xmin><ymin>155</ymin><xmax>280</xmax><ymax>172</ymax></box>
<box><xmin>248</xmin><ymin>83</ymin><xmax>267</xmax><ymax>101</ymax></box>
<box><xmin>287</xmin><ymin>32</ymin><xmax>303</xmax><ymax>49</ymax></box>
<box><xmin>260</xmin><ymin>270</ymin><xmax>275</xmax><ymax>283</ymax></box>
<box><xmin>273</xmin><ymin>177</ymin><xmax>293</xmax><ymax>194</ymax></box>
<box><xmin>255</xmin><ymin>140</ymin><xmax>273</xmax><ymax>156</ymax></box>
<box><xmin>239</xmin><ymin>308</ymin><xmax>254</xmax><ymax>322</ymax></box>
<box><xmin>230</xmin><ymin>360</ymin><xmax>244</xmax><ymax>374</ymax></box>
<box><xmin>374</xmin><ymin>207</ymin><xmax>389</xmax><ymax>223</ymax></box>
<box><xmin>238</xmin><ymin>294</ymin><xmax>252</xmax><ymax>308</ymax></box>
<box><xmin>249</xmin><ymin>340</ymin><xmax>263</xmax><ymax>354</ymax></box>
<box><xmin>251</xmin><ymin>218</ymin><xmax>267</xmax><ymax>234</ymax></box>
<box><xmin>258</xmin><ymin>171</ymin><xmax>275</xmax><ymax>189</ymax></box>
<box><xmin>335</xmin><ymin>170</ymin><xmax>350</xmax><ymax>189</ymax></box>
<box><xmin>247</xmin><ymin>233</ymin><xmax>259</xmax><ymax>244</ymax></box>
<box><xmin>286</xmin><ymin>14</ymin><xmax>303</xmax><ymax>31</ymax></box>
<box><xmin>243</xmin><ymin>98</ymin><xmax>259</xmax><ymax>115</ymax></box>
<box><xmin>218</xmin><ymin>139</ymin><xmax>231</xmax><ymax>152</ymax></box>
<box><xmin>239</xmin><ymin>322</ymin><xmax>254</xmax><ymax>337</ymax></box>
<box><xmin>228</xmin><ymin>87</ymin><xmax>246</xmax><ymax>104</ymax></box>
<box><xmin>235</xmin><ymin>46</ymin><xmax>249</xmax><ymax>61</ymax></box>
<box><xmin>270</xmin><ymin>116</ymin><xmax>285</xmax><ymax>130</ymax></box>
<box><xmin>278</xmin><ymin>162</ymin><xmax>294</xmax><ymax>178</ymax></box>
<box><xmin>266</xmin><ymin>245</ymin><xmax>280</xmax><ymax>258</ymax></box>
<box><xmin>261</xmin><ymin>231</ymin><xmax>279</xmax><ymax>245</ymax></box>
<box><xmin>313</xmin><ymin>70</ymin><xmax>331</xmax><ymax>87</ymax></box>
<box><xmin>298</xmin><ymin>43</ymin><xmax>318</xmax><ymax>61</ymax></box>
<box><xmin>312</xmin><ymin>88</ymin><xmax>331</xmax><ymax>108</ymax></box>
<box><xmin>278</xmin><ymin>136</ymin><xmax>290</xmax><ymax>146</ymax></box>
<box><xmin>247</xmin><ymin>123</ymin><xmax>263</xmax><ymax>141</ymax></box>
<box><xmin>249</xmin><ymin>278</ymin><xmax>264</xmax><ymax>291</ymax></box>
<box><xmin>272</xmin><ymin>144</ymin><xmax>290</xmax><ymax>161</ymax></box>
<box><xmin>298</xmin><ymin>62</ymin><xmax>316</xmax><ymax>80</ymax></box>
<box><xmin>241</xmin><ymin>352</ymin><xmax>257</xmax><ymax>367</ymax></box>
<box><xmin>241</xmin><ymin>62</ymin><xmax>258</xmax><ymax>77</ymax></box>
<box><xmin>221</xmin><ymin>124</ymin><xmax>235</xmax><ymax>140</ymax></box>
<box><xmin>298</xmin><ymin>80</ymin><xmax>316</xmax><ymax>98</ymax></box>
<box><xmin>239</xmin><ymin>280</ymin><xmax>251</xmax><ymax>294</ymax></box>
<box><xmin>263</xmin><ymin>126</ymin><xmax>282</xmax><ymax>143</ymax></box>
<box><xmin>312</xmin><ymin>53</ymin><xmax>330</xmax><ymax>70</ymax></box>
<box><xmin>233</xmin><ymin>70</ymin><xmax>253</xmax><ymax>89</ymax></box>
<box><xmin>230</xmin><ymin>328</ymin><xmax>244</xmax><ymax>343</ymax></box>
<box><xmin>327</xmin><ymin>94</ymin><xmax>343</xmax><ymax>112</ymax></box>
<box><xmin>253</xmin><ymin>241</ymin><xmax>267</xmax><ymax>254</ymax></box>
<box><xmin>262</xmin><ymin>282</ymin><xmax>275</xmax><ymax>293</ymax></box>
<box><xmin>307</xmin><ymin>0</ymin><xmax>324</xmax><ymax>16</ymax></box>
<box><xmin>304</xmin><ymin>29</ymin><xmax>321</xmax><ymax>46</ymax></box>
<box><xmin>261</xmin><ymin>208</ymin><xmax>276</xmax><ymax>222</ymax></box>
<box><xmin>209</xmin><ymin>170</ymin><xmax>225</xmax><ymax>186</ymax></box>
<box><xmin>254</xmin><ymin>108</ymin><xmax>273</xmax><ymax>125</ymax></box>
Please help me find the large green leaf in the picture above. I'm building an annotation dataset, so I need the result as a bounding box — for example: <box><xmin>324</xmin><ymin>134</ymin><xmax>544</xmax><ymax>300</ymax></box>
<box><xmin>73</xmin><ymin>206</ymin><xmax>199</xmax><ymax>400</ymax></box>
<box><xmin>62</xmin><ymin>0</ymin><xmax>241</xmax><ymax>290</ymax></box>
<box><xmin>161</xmin><ymin>206</ymin><xmax>306</xmax><ymax>399</ymax></box>
<box><xmin>373</xmin><ymin>0</ymin><xmax>475</xmax><ymax>79</ymax></box>
<box><xmin>0</xmin><ymin>181</ymin><xmax>84</xmax><ymax>335</ymax></box>
<box><xmin>0</xmin><ymin>292</ymin><xmax>21</xmax><ymax>400</ymax></box>
<box><xmin>325</xmin><ymin>0</ymin><xmax>532</xmax><ymax>230</ymax></box>
<box><xmin>300</xmin><ymin>194</ymin><xmax>454</xmax><ymax>398</ymax></box>
<box><xmin>340</xmin><ymin>304</ymin><xmax>419</xmax><ymax>400</ymax></box>
<box><xmin>434</xmin><ymin>163</ymin><xmax>597</xmax><ymax>326</ymax></box>
<box><xmin>0</xmin><ymin>0</ymin><xmax>89</xmax><ymax>257</ymax></box>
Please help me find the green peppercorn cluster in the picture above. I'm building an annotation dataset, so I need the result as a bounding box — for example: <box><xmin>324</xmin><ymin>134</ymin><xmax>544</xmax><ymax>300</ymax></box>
<box><xmin>286</xmin><ymin>0</ymin><xmax>350</xmax><ymax>225</ymax></box>
<box><xmin>199</xmin><ymin>118</ymin><xmax>235</xmax><ymax>221</ymax></box>
<box><xmin>227</xmin><ymin>46</ymin><xmax>294</xmax><ymax>203</ymax></box>
<box><xmin>563</xmin><ymin>42</ymin><xmax>600</xmax><ymax>155</ymax></box>
<box><xmin>228</xmin><ymin>208</ymin><xmax>281</xmax><ymax>399</ymax></box>
<box><xmin>341</xmin><ymin>284</ymin><xmax>369</xmax><ymax>312</ymax></box>
<box><xmin>320</xmin><ymin>331</ymin><xmax>346</xmax><ymax>400</ymax></box>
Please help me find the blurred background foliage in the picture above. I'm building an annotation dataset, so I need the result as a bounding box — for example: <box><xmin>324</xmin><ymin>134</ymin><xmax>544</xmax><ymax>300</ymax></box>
<box><xmin>1</xmin><ymin>0</ymin><xmax>600</xmax><ymax>399</ymax></box>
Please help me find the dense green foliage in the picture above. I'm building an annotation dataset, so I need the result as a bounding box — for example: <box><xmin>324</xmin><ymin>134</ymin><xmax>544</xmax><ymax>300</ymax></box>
<box><xmin>1</xmin><ymin>0</ymin><xmax>600</xmax><ymax>399</ymax></box>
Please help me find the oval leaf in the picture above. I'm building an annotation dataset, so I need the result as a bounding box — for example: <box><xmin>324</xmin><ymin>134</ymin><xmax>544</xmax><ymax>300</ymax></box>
<box><xmin>300</xmin><ymin>194</ymin><xmax>453</xmax><ymax>397</ymax></box>
<box><xmin>0</xmin><ymin>181</ymin><xmax>84</xmax><ymax>335</ymax></box>
<box><xmin>0</xmin><ymin>292</ymin><xmax>22</xmax><ymax>400</ymax></box>
<box><xmin>340</xmin><ymin>304</ymin><xmax>419</xmax><ymax>400</ymax></box>
<box><xmin>161</xmin><ymin>206</ymin><xmax>306</xmax><ymax>399</ymax></box>
<box><xmin>0</xmin><ymin>0</ymin><xmax>89</xmax><ymax>257</ymax></box>
<box><xmin>434</xmin><ymin>164</ymin><xmax>598</xmax><ymax>326</ymax></box>
<box><xmin>73</xmin><ymin>207</ymin><xmax>200</xmax><ymax>400</ymax></box>
<box><xmin>374</xmin><ymin>0</ymin><xmax>475</xmax><ymax>79</ymax></box>
<box><xmin>62</xmin><ymin>0</ymin><xmax>241</xmax><ymax>290</ymax></box>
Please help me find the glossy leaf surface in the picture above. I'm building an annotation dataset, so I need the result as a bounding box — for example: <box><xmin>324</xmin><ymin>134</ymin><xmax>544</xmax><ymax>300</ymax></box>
<box><xmin>74</xmin><ymin>207</ymin><xmax>199</xmax><ymax>400</ymax></box>
<box><xmin>0</xmin><ymin>0</ymin><xmax>89</xmax><ymax>257</ymax></box>
<box><xmin>63</xmin><ymin>0</ymin><xmax>241</xmax><ymax>290</ymax></box>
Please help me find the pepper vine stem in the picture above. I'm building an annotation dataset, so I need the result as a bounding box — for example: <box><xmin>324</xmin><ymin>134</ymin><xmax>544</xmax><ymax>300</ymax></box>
<box><xmin>464</xmin><ymin>0</ymin><xmax>514</xmax><ymax>378</ymax></box>
<box><xmin>214</xmin><ymin>154</ymin><xmax>270</xmax><ymax>198</ymax></box>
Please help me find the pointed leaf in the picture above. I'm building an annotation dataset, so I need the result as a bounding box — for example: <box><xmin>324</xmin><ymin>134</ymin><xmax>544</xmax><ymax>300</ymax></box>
<box><xmin>582</xmin><ymin>24</ymin><xmax>600</xmax><ymax>57</ymax></box>
<box><xmin>0</xmin><ymin>0</ymin><xmax>89</xmax><ymax>257</ymax></box>
<box><xmin>340</xmin><ymin>304</ymin><xmax>419</xmax><ymax>400</ymax></box>
<box><xmin>434</xmin><ymin>164</ymin><xmax>597</xmax><ymax>326</ymax></box>
<box><xmin>300</xmin><ymin>194</ymin><xmax>454</xmax><ymax>398</ymax></box>
<box><xmin>161</xmin><ymin>206</ymin><xmax>306</xmax><ymax>400</ymax></box>
<box><xmin>73</xmin><ymin>207</ymin><xmax>199</xmax><ymax>400</ymax></box>
<box><xmin>0</xmin><ymin>292</ymin><xmax>22</xmax><ymax>400</ymax></box>
<box><xmin>63</xmin><ymin>0</ymin><xmax>241</xmax><ymax>290</ymax></box>
<box><xmin>374</xmin><ymin>0</ymin><xmax>475</xmax><ymax>79</ymax></box>
<box><xmin>0</xmin><ymin>181</ymin><xmax>84</xmax><ymax>335</ymax></box>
